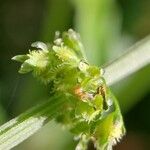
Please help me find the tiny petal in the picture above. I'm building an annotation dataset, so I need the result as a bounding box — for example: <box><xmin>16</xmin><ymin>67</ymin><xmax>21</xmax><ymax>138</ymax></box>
<box><xmin>12</xmin><ymin>55</ymin><xmax>29</xmax><ymax>62</ymax></box>
<box><xmin>31</xmin><ymin>41</ymin><xmax>48</xmax><ymax>51</ymax></box>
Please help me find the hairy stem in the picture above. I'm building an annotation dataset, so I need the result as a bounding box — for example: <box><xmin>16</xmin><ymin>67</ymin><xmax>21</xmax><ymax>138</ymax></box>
<box><xmin>104</xmin><ymin>36</ymin><xmax>150</xmax><ymax>85</ymax></box>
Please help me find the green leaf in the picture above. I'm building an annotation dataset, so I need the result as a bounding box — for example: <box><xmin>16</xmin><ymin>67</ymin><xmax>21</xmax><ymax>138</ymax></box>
<box><xmin>0</xmin><ymin>94</ymin><xmax>65</xmax><ymax>150</ymax></box>
<box><xmin>70</xmin><ymin>121</ymin><xmax>90</xmax><ymax>135</ymax></box>
<box><xmin>62</xmin><ymin>29</ymin><xmax>87</xmax><ymax>60</ymax></box>
<box><xmin>104</xmin><ymin>35</ymin><xmax>150</xmax><ymax>86</ymax></box>
<box><xmin>11</xmin><ymin>55</ymin><xmax>29</xmax><ymax>63</ymax></box>
<box><xmin>94</xmin><ymin>90</ymin><xmax>125</xmax><ymax>149</ymax></box>
<box><xmin>19</xmin><ymin>62</ymin><xmax>33</xmax><ymax>74</ymax></box>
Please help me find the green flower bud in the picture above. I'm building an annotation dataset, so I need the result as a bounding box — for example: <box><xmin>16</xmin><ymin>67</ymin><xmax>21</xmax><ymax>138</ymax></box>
<box><xmin>12</xmin><ymin>29</ymin><xmax>125</xmax><ymax>150</ymax></box>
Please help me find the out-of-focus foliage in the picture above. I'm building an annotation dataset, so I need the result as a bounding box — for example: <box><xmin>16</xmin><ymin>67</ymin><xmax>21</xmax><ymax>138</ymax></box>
<box><xmin>72</xmin><ymin>0</ymin><xmax>122</xmax><ymax>65</ymax></box>
<box><xmin>0</xmin><ymin>0</ymin><xmax>150</xmax><ymax>149</ymax></box>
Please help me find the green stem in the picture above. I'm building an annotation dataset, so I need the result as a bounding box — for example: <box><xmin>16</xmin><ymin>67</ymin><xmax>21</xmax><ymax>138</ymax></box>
<box><xmin>104</xmin><ymin>36</ymin><xmax>150</xmax><ymax>85</ymax></box>
<box><xmin>0</xmin><ymin>95</ymin><xmax>65</xmax><ymax>150</ymax></box>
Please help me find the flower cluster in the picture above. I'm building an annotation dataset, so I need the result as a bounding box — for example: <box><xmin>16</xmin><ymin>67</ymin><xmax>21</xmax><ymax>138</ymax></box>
<box><xmin>12</xmin><ymin>29</ymin><xmax>125</xmax><ymax>150</ymax></box>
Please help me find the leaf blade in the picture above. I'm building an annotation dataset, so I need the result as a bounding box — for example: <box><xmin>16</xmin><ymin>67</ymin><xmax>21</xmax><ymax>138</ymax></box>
<box><xmin>104</xmin><ymin>35</ymin><xmax>150</xmax><ymax>86</ymax></box>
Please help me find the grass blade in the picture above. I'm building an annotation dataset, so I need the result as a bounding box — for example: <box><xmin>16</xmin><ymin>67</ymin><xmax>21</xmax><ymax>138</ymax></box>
<box><xmin>0</xmin><ymin>95</ymin><xmax>65</xmax><ymax>150</ymax></box>
<box><xmin>104</xmin><ymin>36</ymin><xmax>150</xmax><ymax>85</ymax></box>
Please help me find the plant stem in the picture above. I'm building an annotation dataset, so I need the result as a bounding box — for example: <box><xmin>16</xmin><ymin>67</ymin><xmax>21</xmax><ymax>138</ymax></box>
<box><xmin>104</xmin><ymin>36</ymin><xmax>150</xmax><ymax>85</ymax></box>
<box><xmin>0</xmin><ymin>95</ymin><xmax>65</xmax><ymax>150</ymax></box>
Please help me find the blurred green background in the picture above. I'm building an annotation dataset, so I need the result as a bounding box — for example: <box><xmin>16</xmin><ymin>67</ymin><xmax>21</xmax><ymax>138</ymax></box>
<box><xmin>0</xmin><ymin>0</ymin><xmax>150</xmax><ymax>149</ymax></box>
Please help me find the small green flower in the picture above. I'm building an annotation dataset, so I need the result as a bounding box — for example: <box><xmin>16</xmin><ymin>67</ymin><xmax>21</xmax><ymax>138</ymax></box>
<box><xmin>12</xmin><ymin>29</ymin><xmax>125</xmax><ymax>150</ymax></box>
